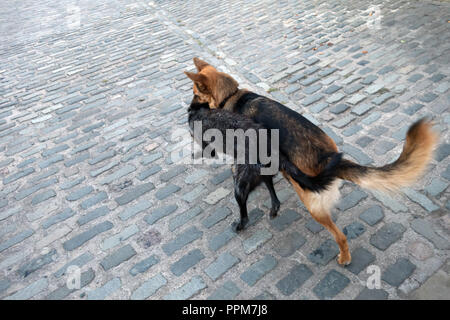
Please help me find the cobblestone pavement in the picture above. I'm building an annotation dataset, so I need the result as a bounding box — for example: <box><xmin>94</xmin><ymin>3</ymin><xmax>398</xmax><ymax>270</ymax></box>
<box><xmin>0</xmin><ymin>0</ymin><xmax>449</xmax><ymax>300</ymax></box>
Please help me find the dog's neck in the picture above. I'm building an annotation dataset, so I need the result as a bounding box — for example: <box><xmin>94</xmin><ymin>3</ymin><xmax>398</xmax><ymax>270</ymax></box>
<box><xmin>218</xmin><ymin>88</ymin><xmax>239</xmax><ymax>109</ymax></box>
<box><xmin>220</xmin><ymin>88</ymin><xmax>249</xmax><ymax>110</ymax></box>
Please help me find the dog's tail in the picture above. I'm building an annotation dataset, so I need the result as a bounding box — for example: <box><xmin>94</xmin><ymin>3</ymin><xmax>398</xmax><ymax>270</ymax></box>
<box><xmin>281</xmin><ymin>152</ymin><xmax>343</xmax><ymax>192</ymax></box>
<box><xmin>336</xmin><ymin>118</ymin><xmax>438</xmax><ymax>193</ymax></box>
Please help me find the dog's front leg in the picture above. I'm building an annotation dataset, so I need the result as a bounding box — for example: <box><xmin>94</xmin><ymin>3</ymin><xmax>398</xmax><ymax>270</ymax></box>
<box><xmin>231</xmin><ymin>178</ymin><xmax>250</xmax><ymax>232</ymax></box>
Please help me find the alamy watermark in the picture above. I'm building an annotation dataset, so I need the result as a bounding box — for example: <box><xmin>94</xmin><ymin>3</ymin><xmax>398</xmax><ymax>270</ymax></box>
<box><xmin>366</xmin><ymin>265</ymin><xmax>381</xmax><ymax>289</ymax></box>
<box><xmin>169</xmin><ymin>121</ymin><xmax>280</xmax><ymax>175</ymax></box>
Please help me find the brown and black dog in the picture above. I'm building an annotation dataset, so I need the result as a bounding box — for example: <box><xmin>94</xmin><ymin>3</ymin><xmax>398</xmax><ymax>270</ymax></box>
<box><xmin>185</xmin><ymin>57</ymin><xmax>438</xmax><ymax>265</ymax></box>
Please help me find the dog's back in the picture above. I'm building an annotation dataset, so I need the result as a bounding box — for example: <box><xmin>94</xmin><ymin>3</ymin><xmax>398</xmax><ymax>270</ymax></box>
<box><xmin>187</xmin><ymin>96</ymin><xmax>339</xmax><ymax>192</ymax></box>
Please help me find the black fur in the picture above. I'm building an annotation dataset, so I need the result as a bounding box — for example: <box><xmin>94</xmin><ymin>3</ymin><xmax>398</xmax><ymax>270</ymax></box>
<box><xmin>234</xmin><ymin>92</ymin><xmax>343</xmax><ymax>190</ymax></box>
<box><xmin>188</xmin><ymin>96</ymin><xmax>336</xmax><ymax>231</ymax></box>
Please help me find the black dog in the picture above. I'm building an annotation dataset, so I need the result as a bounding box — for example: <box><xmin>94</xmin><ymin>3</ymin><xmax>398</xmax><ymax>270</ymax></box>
<box><xmin>188</xmin><ymin>95</ymin><xmax>340</xmax><ymax>231</ymax></box>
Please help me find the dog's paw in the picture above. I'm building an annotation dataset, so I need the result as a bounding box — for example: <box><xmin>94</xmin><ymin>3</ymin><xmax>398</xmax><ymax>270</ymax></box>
<box><xmin>231</xmin><ymin>218</ymin><xmax>248</xmax><ymax>232</ymax></box>
<box><xmin>337</xmin><ymin>252</ymin><xmax>352</xmax><ymax>266</ymax></box>
<box><xmin>269</xmin><ymin>202</ymin><xmax>280</xmax><ymax>219</ymax></box>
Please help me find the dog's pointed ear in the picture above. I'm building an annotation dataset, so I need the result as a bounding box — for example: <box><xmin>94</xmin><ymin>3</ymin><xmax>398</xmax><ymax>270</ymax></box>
<box><xmin>193</xmin><ymin>57</ymin><xmax>210</xmax><ymax>71</ymax></box>
<box><xmin>184</xmin><ymin>71</ymin><xmax>209</xmax><ymax>91</ymax></box>
<box><xmin>185</xmin><ymin>71</ymin><xmax>203</xmax><ymax>82</ymax></box>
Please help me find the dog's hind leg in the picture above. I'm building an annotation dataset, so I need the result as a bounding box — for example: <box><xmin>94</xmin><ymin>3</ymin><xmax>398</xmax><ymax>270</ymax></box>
<box><xmin>262</xmin><ymin>176</ymin><xmax>280</xmax><ymax>219</ymax></box>
<box><xmin>287</xmin><ymin>176</ymin><xmax>351</xmax><ymax>265</ymax></box>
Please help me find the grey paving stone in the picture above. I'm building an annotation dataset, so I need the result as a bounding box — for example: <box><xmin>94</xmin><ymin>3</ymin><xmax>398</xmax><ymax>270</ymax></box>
<box><xmin>46</xmin><ymin>268</ymin><xmax>95</xmax><ymax>300</ymax></box>
<box><xmin>202</xmin><ymin>207</ymin><xmax>231</xmax><ymax>229</ymax></box>
<box><xmin>243</xmin><ymin>228</ymin><xmax>273</xmax><ymax>254</ymax></box>
<box><xmin>169</xmin><ymin>206</ymin><xmax>202</xmax><ymax>231</ymax></box>
<box><xmin>346</xmin><ymin>247</ymin><xmax>376</xmax><ymax>275</ymax></box>
<box><xmin>39</xmin><ymin>154</ymin><xmax>64</xmax><ymax>169</ymax></box>
<box><xmin>269</xmin><ymin>209</ymin><xmax>301</xmax><ymax>231</ymax></box>
<box><xmin>81</xmin><ymin>191</ymin><xmax>108</xmax><ymax>210</ymax></box>
<box><xmin>0</xmin><ymin>206</ymin><xmax>20</xmax><ymax>221</ymax></box>
<box><xmin>343</xmin><ymin>222</ymin><xmax>366</xmax><ymax>240</ymax></box>
<box><xmin>3</xmin><ymin>167</ymin><xmax>35</xmax><ymax>184</ymax></box>
<box><xmin>374</xmin><ymin>140</ymin><xmax>396</xmax><ymax>155</ymax></box>
<box><xmin>330</xmin><ymin>103</ymin><xmax>349</xmax><ymax>114</ymax></box>
<box><xmin>65</xmin><ymin>153</ymin><xmax>90</xmax><ymax>167</ymax></box>
<box><xmin>207</xmin><ymin>281</ymin><xmax>241</xmax><ymax>300</ymax></box>
<box><xmin>403</xmin><ymin>188</ymin><xmax>439</xmax><ymax>212</ymax></box>
<box><xmin>144</xmin><ymin>204</ymin><xmax>178</xmax><ymax>225</ymax></box>
<box><xmin>341</xmin><ymin>145</ymin><xmax>373</xmax><ymax>165</ymax></box>
<box><xmin>313</xmin><ymin>270</ymin><xmax>350</xmax><ymax>300</ymax></box>
<box><xmin>129</xmin><ymin>255</ymin><xmax>160</xmax><ymax>276</ymax></box>
<box><xmin>419</xmin><ymin>92</ymin><xmax>437</xmax><ymax>103</ymax></box>
<box><xmin>155</xmin><ymin>183</ymin><xmax>181</xmax><ymax>200</ymax></box>
<box><xmin>308</xmin><ymin>239</ymin><xmax>339</xmax><ymax>266</ymax></box>
<box><xmin>163</xmin><ymin>226</ymin><xmax>203</xmax><ymax>256</ymax></box>
<box><xmin>382</xmin><ymin>258</ymin><xmax>416</xmax><ymax>287</ymax></box>
<box><xmin>160</xmin><ymin>165</ymin><xmax>187</xmax><ymax>182</ymax></box>
<box><xmin>310</xmin><ymin>102</ymin><xmax>328</xmax><ymax>113</ymax></box>
<box><xmin>370</xmin><ymin>222</ymin><xmax>406</xmax><ymax>251</ymax></box>
<box><xmin>102</xmin><ymin>224</ymin><xmax>139</xmax><ymax>250</ymax></box>
<box><xmin>54</xmin><ymin>252</ymin><xmax>94</xmax><ymax>278</ymax></box>
<box><xmin>306</xmin><ymin>219</ymin><xmax>324</xmax><ymax>233</ymax></box>
<box><xmin>338</xmin><ymin>190</ymin><xmax>368</xmax><ymax>211</ymax></box>
<box><xmin>240</xmin><ymin>255</ymin><xmax>278</xmax><ymax>287</ymax></box>
<box><xmin>361</xmin><ymin>111</ymin><xmax>381</xmax><ymax>125</ymax></box>
<box><xmin>276</xmin><ymin>264</ymin><xmax>313</xmax><ymax>296</ymax></box>
<box><xmin>138</xmin><ymin>165</ymin><xmax>162</xmax><ymax>180</ymax></box>
<box><xmin>302</xmin><ymin>94</ymin><xmax>323</xmax><ymax>106</ymax></box>
<box><xmin>442</xmin><ymin>165</ymin><xmax>450</xmax><ymax>181</ymax></box>
<box><xmin>60</xmin><ymin>177</ymin><xmax>85</xmax><ymax>190</ymax></box>
<box><xmin>0</xmin><ymin>229</ymin><xmax>35</xmax><ymax>253</ymax></box>
<box><xmin>208</xmin><ymin>226</ymin><xmax>237</xmax><ymax>252</ymax></box>
<box><xmin>410</xmin><ymin>218</ymin><xmax>449</xmax><ymax>250</ymax></box>
<box><xmin>101</xmin><ymin>244</ymin><xmax>137</xmax><ymax>271</ymax></box>
<box><xmin>170</xmin><ymin>249</ymin><xmax>205</xmax><ymax>276</ymax></box>
<box><xmin>90</xmin><ymin>160</ymin><xmax>120</xmax><ymax>177</ymax></box>
<box><xmin>424</xmin><ymin>178</ymin><xmax>448</xmax><ymax>197</ymax></box>
<box><xmin>252</xmin><ymin>291</ymin><xmax>276</xmax><ymax>300</ymax></box>
<box><xmin>204</xmin><ymin>252</ymin><xmax>240</xmax><ymax>281</ymax></box>
<box><xmin>435</xmin><ymin>143</ymin><xmax>450</xmax><ymax>162</ymax></box>
<box><xmin>115</xmin><ymin>182</ymin><xmax>155</xmax><ymax>205</ymax></box>
<box><xmin>42</xmin><ymin>208</ymin><xmax>75</xmax><ymax>229</ymax></box>
<box><xmin>403</xmin><ymin>103</ymin><xmax>424</xmax><ymax>116</ymax></box>
<box><xmin>31</xmin><ymin>189</ymin><xmax>56</xmax><ymax>205</ymax></box>
<box><xmin>355</xmin><ymin>288</ymin><xmax>389</xmax><ymax>300</ymax></box>
<box><xmin>359</xmin><ymin>205</ymin><xmax>384</xmax><ymax>226</ymax></box>
<box><xmin>101</xmin><ymin>164</ymin><xmax>136</xmax><ymax>184</ymax></box>
<box><xmin>141</xmin><ymin>152</ymin><xmax>163</xmax><ymax>165</ymax></box>
<box><xmin>210</xmin><ymin>168</ymin><xmax>232</xmax><ymax>185</ymax></box>
<box><xmin>18</xmin><ymin>248</ymin><xmax>57</xmax><ymax>278</ymax></box>
<box><xmin>89</xmin><ymin>150</ymin><xmax>116</xmax><ymax>165</ymax></box>
<box><xmin>323</xmin><ymin>84</ymin><xmax>342</xmax><ymax>94</ymax></box>
<box><xmin>63</xmin><ymin>221</ymin><xmax>113</xmax><ymax>251</ymax></box>
<box><xmin>119</xmin><ymin>200</ymin><xmax>152</xmax><ymax>221</ymax></box>
<box><xmin>66</xmin><ymin>186</ymin><xmax>93</xmax><ymax>201</ymax></box>
<box><xmin>131</xmin><ymin>273</ymin><xmax>167</xmax><ymax>300</ymax></box>
<box><xmin>0</xmin><ymin>278</ymin><xmax>11</xmax><ymax>294</ymax></box>
<box><xmin>87</xmin><ymin>278</ymin><xmax>121</xmax><ymax>300</ymax></box>
<box><xmin>272</xmin><ymin>231</ymin><xmax>306</xmax><ymax>258</ymax></box>
<box><xmin>5</xmin><ymin>278</ymin><xmax>48</xmax><ymax>300</ymax></box>
<box><xmin>163</xmin><ymin>275</ymin><xmax>207</xmax><ymax>300</ymax></box>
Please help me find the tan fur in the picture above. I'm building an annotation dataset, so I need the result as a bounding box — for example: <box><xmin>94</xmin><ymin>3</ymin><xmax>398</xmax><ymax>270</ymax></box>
<box><xmin>186</xmin><ymin>58</ymin><xmax>239</xmax><ymax>109</ymax></box>
<box><xmin>342</xmin><ymin>119</ymin><xmax>439</xmax><ymax>193</ymax></box>
<box><xmin>286</xmin><ymin>175</ymin><xmax>350</xmax><ymax>265</ymax></box>
<box><xmin>185</xmin><ymin>59</ymin><xmax>439</xmax><ymax>266</ymax></box>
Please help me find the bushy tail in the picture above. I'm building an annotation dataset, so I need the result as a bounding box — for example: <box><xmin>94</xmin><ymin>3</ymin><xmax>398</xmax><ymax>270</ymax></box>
<box><xmin>281</xmin><ymin>152</ymin><xmax>343</xmax><ymax>193</ymax></box>
<box><xmin>336</xmin><ymin>118</ymin><xmax>438</xmax><ymax>193</ymax></box>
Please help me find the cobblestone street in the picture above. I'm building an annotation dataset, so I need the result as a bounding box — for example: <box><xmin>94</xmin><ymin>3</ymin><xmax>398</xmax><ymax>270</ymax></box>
<box><xmin>0</xmin><ymin>0</ymin><xmax>449</xmax><ymax>300</ymax></box>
